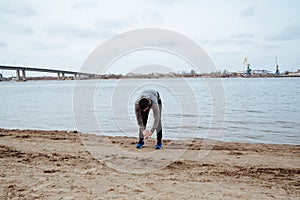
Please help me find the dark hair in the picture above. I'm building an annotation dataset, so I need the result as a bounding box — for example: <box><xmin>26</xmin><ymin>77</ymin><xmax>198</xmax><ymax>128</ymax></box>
<box><xmin>139</xmin><ymin>98</ymin><xmax>150</xmax><ymax>110</ymax></box>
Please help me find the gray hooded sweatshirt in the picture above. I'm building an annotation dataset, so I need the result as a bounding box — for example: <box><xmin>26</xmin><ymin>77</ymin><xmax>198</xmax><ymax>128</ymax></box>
<box><xmin>135</xmin><ymin>89</ymin><xmax>161</xmax><ymax>135</ymax></box>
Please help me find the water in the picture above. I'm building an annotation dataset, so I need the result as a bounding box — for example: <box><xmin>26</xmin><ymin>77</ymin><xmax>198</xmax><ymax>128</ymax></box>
<box><xmin>0</xmin><ymin>78</ymin><xmax>299</xmax><ymax>144</ymax></box>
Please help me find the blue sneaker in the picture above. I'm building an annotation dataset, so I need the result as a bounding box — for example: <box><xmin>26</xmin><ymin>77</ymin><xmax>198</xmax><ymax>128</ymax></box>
<box><xmin>136</xmin><ymin>141</ymin><xmax>144</xmax><ymax>149</ymax></box>
<box><xmin>155</xmin><ymin>142</ymin><xmax>162</xmax><ymax>149</ymax></box>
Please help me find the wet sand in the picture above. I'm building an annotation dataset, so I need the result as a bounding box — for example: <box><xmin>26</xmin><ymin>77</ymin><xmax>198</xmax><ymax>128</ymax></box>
<box><xmin>0</xmin><ymin>128</ymin><xmax>299</xmax><ymax>199</ymax></box>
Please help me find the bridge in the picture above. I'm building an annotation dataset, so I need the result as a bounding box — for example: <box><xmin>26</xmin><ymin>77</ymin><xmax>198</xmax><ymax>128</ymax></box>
<box><xmin>0</xmin><ymin>65</ymin><xmax>97</xmax><ymax>81</ymax></box>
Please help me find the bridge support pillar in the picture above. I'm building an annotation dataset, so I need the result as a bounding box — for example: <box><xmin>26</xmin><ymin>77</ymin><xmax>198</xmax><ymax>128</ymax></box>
<box><xmin>22</xmin><ymin>70</ymin><xmax>26</xmax><ymax>81</ymax></box>
<box><xmin>61</xmin><ymin>73</ymin><xmax>65</xmax><ymax>80</ymax></box>
<box><xmin>16</xmin><ymin>69</ymin><xmax>21</xmax><ymax>81</ymax></box>
<box><xmin>57</xmin><ymin>72</ymin><xmax>61</xmax><ymax>80</ymax></box>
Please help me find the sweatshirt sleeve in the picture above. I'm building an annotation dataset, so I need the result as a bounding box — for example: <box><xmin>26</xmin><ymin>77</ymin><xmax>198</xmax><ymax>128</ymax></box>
<box><xmin>150</xmin><ymin>103</ymin><xmax>160</xmax><ymax>133</ymax></box>
<box><xmin>135</xmin><ymin>103</ymin><xmax>145</xmax><ymax>131</ymax></box>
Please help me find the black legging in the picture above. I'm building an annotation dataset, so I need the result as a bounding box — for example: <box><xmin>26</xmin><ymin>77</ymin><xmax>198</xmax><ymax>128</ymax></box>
<box><xmin>141</xmin><ymin>95</ymin><xmax>162</xmax><ymax>143</ymax></box>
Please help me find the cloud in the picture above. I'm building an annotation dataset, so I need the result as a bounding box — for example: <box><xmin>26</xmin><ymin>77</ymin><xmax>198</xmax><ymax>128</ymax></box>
<box><xmin>265</xmin><ymin>24</ymin><xmax>300</xmax><ymax>41</ymax></box>
<box><xmin>94</xmin><ymin>9</ymin><xmax>163</xmax><ymax>31</ymax></box>
<box><xmin>45</xmin><ymin>24</ymin><xmax>112</xmax><ymax>39</ymax></box>
<box><xmin>32</xmin><ymin>42</ymin><xmax>67</xmax><ymax>50</ymax></box>
<box><xmin>204</xmin><ymin>32</ymin><xmax>255</xmax><ymax>46</ymax></box>
<box><xmin>134</xmin><ymin>9</ymin><xmax>162</xmax><ymax>23</ymax></box>
<box><xmin>0</xmin><ymin>18</ymin><xmax>34</xmax><ymax>35</ymax></box>
<box><xmin>96</xmin><ymin>9</ymin><xmax>163</xmax><ymax>30</ymax></box>
<box><xmin>257</xmin><ymin>43</ymin><xmax>283</xmax><ymax>50</ymax></box>
<box><xmin>230</xmin><ymin>33</ymin><xmax>253</xmax><ymax>39</ymax></box>
<box><xmin>0</xmin><ymin>0</ymin><xmax>37</xmax><ymax>18</ymax></box>
<box><xmin>94</xmin><ymin>19</ymin><xmax>124</xmax><ymax>29</ymax></box>
<box><xmin>0</xmin><ymin>41</ymin><xmax>7</xmax><ymax>47</ymax></box>
<box><xmin>0</xmin><ymin>1</ymin><xmax>35</xmax><ymax>35</ymax></box>
<box><xmin>240</xmin><ymin>5</ymin><xmax>256</xmax><ymax>17</ymax></box>
<box><xmin>70</xmin><ymin>0</ymin><xmax>99</xmax><ymax>10</ymax></box>
<box><xmin>210</xmin><ymin>50</ymin><xmax>244</xmax><ymax>56</ymax></box>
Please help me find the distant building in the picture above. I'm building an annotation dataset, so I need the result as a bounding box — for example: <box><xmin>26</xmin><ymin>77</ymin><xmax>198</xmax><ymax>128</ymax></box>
<box><xmin>251</xmin><ymin>69</ymin><xmax>272</xmax><ymax>75</ymax></box>
<box><xmin>166</xmin><ymin>72</ymin><xmax>176</xmax><ymax>77</ymax></box>
<box><xmin>285</xmin><ymin>69</ymin><xmax>300</xmax><ymax>77</ymax></box>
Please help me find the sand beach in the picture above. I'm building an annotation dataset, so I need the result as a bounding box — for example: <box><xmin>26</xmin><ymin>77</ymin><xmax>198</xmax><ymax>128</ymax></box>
<box><xmin>0</xmin><ymin>128</ymin><xmax>299</xmax><ymax>199</ymax></box>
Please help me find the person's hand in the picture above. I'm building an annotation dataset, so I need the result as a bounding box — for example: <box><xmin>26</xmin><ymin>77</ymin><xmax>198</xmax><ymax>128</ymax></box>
<box><xmin>143</xmin><ymin>130</ymin><xmax>153</xmax><ymax>139</ymax></box>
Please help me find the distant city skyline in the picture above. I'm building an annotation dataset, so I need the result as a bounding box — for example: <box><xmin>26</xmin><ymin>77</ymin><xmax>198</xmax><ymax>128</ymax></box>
<box><xmin>0</xmin><ymin>0</ymin><xmax>300</xmax><ymax>77</ymax></box>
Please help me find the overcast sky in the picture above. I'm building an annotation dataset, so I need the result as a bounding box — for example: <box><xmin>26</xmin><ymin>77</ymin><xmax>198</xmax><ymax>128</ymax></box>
<box><xmin>0</xmin><ymin>0</ymin><xmax>299</xmax><ymax>75</ymax></box>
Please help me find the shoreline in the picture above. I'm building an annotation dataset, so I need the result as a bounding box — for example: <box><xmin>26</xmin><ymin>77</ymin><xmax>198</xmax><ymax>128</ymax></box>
<box><xmin>1</xmin><ymin>74</ymin><xmax>300</xmax><ymax>82</ymax></box>
<box><xmin>1</xmin><ymin>127</ymin><xmax>299</xmax><ymax>146</ymax></box>
<box><xmin>1</xmin><ymin>128</ymin><xmax>299</xmax><ymax>199</ymax></box>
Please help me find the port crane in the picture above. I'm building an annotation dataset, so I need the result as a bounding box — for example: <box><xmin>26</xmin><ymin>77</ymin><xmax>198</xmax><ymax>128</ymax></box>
<box><xmin>275</xmin><ymin>57</ymin><xmax>280</xmax><ymax>76</ymax></box>
<box><xmin>243</xmin><ymin>57</ymin><xmax>251</xmax><ymax>76</ymax></box>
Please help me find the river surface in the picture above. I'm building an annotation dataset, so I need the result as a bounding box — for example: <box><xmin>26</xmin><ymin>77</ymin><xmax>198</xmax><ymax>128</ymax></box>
<box><xmin>0</xmin><ymin>78</ymin><xmax>299</xmax><ymax>144</ymax></box>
